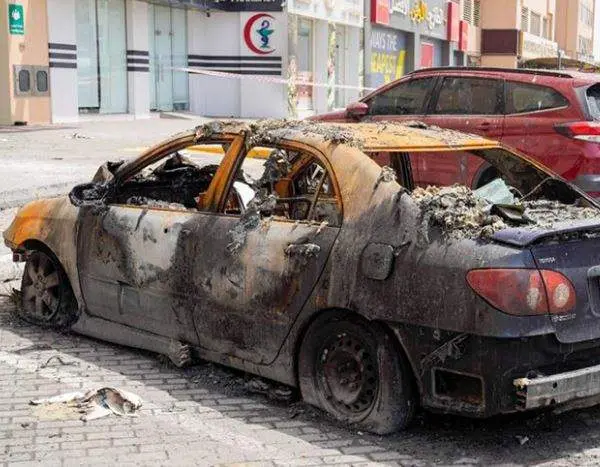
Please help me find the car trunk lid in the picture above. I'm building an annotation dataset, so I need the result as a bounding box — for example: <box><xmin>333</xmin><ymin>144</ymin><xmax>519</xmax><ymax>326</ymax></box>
<box><xmin>494</xmin><ymin>220</ymin><xmax>600</xmax><ymax>343</ymax></box>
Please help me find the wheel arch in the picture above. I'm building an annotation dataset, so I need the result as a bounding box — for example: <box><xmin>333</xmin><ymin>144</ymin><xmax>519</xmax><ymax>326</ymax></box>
<box><xmin>292</xmin><ymin>307</ymin><xmax>421</xmax><ymax>395</ymax></box>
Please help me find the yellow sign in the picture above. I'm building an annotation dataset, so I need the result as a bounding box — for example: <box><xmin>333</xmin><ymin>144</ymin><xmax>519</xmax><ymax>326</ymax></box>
<box><xmin>410</xmin><ymin>0</ymin><xmax>428</xmax><ymax>24</ymax></box>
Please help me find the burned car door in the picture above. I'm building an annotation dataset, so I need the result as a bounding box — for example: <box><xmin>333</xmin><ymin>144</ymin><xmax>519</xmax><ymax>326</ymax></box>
<box><xmin>190</xmin><ymin>146</ymin><xmax>342</xmax><ymax>365</ymax></box>
<box><xmin>75</xmin><ymin>143</ymin><xmax>232</xmax><ymax>343</ymax></box>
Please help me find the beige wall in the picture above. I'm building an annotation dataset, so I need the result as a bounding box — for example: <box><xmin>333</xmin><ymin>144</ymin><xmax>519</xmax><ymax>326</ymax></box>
<box><xmin>480</xmin><ymin>0</ymin><xmax>519</xmax><ymax>29</ymax></box>
<box><xmin>556</xmin><ymin>0</ymin><xmax>594</xmax><ymax>59</ymax></box>
<box><xmin>0</xmin><ymin>0</ymin><xmax>50</xmax><ymax>125</ymax></box>
<box><xmin>480</xmin><ymin>55</ymin><xmax>518</xmax><ymax>68</ymax></box>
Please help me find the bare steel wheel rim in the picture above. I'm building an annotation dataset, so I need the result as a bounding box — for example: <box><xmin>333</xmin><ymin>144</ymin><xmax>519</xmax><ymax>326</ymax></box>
<box><xmin>316</xmin><ymin>331</ymin><xmax>379</xmax><ymax>417</ymax></box>
<box><xmin>21</xmin><ymin>253</ymin><xmax>61</xmax><ymax>322</ymax></box>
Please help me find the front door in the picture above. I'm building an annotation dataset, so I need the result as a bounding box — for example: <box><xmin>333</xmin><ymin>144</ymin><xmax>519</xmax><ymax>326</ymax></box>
<box><xmin>76</xmin><ymin>206</ymin><xmax>199</xmax><ymax>344</ymax></box>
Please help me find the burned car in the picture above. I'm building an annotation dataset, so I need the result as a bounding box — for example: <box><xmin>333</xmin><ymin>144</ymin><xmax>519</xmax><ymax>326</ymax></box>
<box><xmin>6</xmin><ymin>120</ymin><xmax>600</xmax><ymax>434</ymax></box>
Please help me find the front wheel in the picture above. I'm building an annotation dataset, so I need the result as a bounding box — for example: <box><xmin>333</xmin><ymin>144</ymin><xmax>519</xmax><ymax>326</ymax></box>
<box><xmin>298</xmin><ymin>313</ymin><xmax>416</xmax><ymax>434</ymax></box>
<box><xmin>20</xmin><ymin>250</ymin><xmax>77</xmax><ymax>328</ymax></box>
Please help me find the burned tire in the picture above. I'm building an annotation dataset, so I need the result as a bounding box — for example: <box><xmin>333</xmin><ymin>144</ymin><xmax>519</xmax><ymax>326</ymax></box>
<box><xmin>19</xmin><ymin>250</ymin><xmax>77</xmax><ymax>328</ymax></box>
<box><xmin>298</xmin><ymin>313</ymin><xmax>416</xmax><ymax>434</ymax></box>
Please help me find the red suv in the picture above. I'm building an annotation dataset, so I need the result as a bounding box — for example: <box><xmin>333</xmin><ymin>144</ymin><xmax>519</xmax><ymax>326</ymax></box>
<box><xmin>312</xmin><ymin>67</ymin><xmax>600</xmax><ymax>195</ymax></box>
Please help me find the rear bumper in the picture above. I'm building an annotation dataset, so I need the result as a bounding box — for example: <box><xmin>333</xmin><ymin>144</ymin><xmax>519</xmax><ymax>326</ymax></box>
<box><xmin>514</xmin><ymin>364</ymin><xmax>600</xmax><ymax>410</ymax></box>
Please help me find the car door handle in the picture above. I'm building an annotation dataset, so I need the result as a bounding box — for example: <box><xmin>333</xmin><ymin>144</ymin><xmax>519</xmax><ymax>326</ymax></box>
<box><xmin>476</xmin><ymin>122</ymin><xmax>492</xmax><ymax>130</ymax></box>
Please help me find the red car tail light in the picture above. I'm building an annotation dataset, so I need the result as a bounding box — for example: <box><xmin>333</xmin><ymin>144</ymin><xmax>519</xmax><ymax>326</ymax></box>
<box><xmin>466</xmin><ymin>269</ymin><xmax>576</xmax><ymax>316</ymax></box>
<box><xmin>554</xmin><ymin>121</ymin><xmax>600</xmax><ymax>143</ymax></box>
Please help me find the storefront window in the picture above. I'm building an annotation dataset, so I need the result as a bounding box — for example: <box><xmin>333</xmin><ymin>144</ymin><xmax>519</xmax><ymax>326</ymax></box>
<box><xmin>289</xmin><ymin>15</ymin><xmax>314</xmax><ymax>113</ymax></box>
<box><xmin>76</xmin><ymin>0</ymin><xmax>127</xmax><ymax>113</ymax></box>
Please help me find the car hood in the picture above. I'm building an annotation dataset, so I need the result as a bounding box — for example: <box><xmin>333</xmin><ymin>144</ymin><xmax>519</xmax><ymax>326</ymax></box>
<box><xmin>492</xmin><ymin>218</ymin><xmax>600</xmax><ymax>247</ymax></box>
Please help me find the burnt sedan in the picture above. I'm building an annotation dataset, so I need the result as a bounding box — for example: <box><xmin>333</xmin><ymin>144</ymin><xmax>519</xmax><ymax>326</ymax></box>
<box><xmin>6</xmin><ymin>120</ymin><xmax>600</xmax><ymax>434</ymax></box>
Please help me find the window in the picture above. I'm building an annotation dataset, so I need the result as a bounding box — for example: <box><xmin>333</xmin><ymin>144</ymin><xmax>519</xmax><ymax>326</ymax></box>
<box><xmin>547</xmin><ymin>13</ymin><xmax>553</xmax><ymax>40</ymax></box>
<box><xmin>369</xmin><ymin>78</ymin><xmax>435</xmax><ymax>116</ymax></box>
<box><xmin>506</xmin><ymin>82</ymin><xmax>569</xmax><ymax>114</ymax></box>
<box><xmin>433</xmin><ymin>77</ymin><xmax>503</xmax><ymax>115</ymax></box>
<box><xmin>111</xmin><ymin>143</ymin><xmax>231</xmax><ymax>211</ymax></box>
<box><xmin>521</xmin><ymin>7</ymin><xmax>529</xmax><ymax>32</ymax></box>
<box><xmin>586</xmin><ymin>84</ymin><xmax>600</xmax><ymax>120</ymax></box>
<box><xmin>18</xmin><ymin>69</ymin><xmax>31</xmax><ymax>93</ymax></box>
<box><xmin>224</xmin><ymin>147</ymin><xmax>342</xmax><ymax>227</ymax></box>
<box><xmin>542</xmin><ymin>17</ymin><xmax>548</xmax><ymax>39</ymax></box>
<box><xmin>530</xmin><ymin>12</ymin><xmax>541</xmax><ymax>36</ymax></box>
<box><xmin>473</xmin><ymin>0</ymin><xmax>480</xmax><ymax>27</ymax></box>
<box><xmin>36</xmin><ymin>70</ymin><xmax>48</xmax><ymax>93</ymax></box>
<box><xmin>463</xmin><ymin>0</ymin><xmax>472</xmax><ymax>23</ymax></box>
<box><xmin>580</xmin><ymin>4</ymin><xmax>593</xmax><ymax>26</ymax></box>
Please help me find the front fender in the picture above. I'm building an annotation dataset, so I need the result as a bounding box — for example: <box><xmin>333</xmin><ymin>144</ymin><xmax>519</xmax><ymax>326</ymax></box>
<box><xmin>3</xmin><ymin>197</ymin><xmax>82</xmax><ymax>302</ymax></box>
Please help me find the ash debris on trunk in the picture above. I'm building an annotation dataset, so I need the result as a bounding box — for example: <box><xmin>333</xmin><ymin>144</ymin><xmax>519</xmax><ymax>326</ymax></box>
<box><xmin>412</xmin><ymin>185</ymin><xmax>600</xmax><ymax>242</ymax></box>
<box><xmin>413</xmin><ymin>185</ymin><xmax>507</xmax><ymax>241</ymax></box>
<box><xmin>524</xmin><ymin>200</ymin><xmax>599</xmax><ymax>229</ymax></box>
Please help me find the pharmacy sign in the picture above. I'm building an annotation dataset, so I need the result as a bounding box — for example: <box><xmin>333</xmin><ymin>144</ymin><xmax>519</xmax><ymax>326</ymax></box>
<box><xmin>9</xmin><ymin>4</ymin><xmax>24</xmax><ymax>35</ymax></box>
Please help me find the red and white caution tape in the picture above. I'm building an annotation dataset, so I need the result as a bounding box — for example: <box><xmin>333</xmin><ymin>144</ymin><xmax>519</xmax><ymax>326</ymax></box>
<box><xmin>175</xmin><ymin>67</ymin><xmax>376</xmax><ymax>92</ymax></box>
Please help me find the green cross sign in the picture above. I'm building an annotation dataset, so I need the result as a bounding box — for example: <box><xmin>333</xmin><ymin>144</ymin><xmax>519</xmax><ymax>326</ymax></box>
<box><xmin>9</xmin><ymin>4</ymin><xmax>24</xmax><ymax>35</ymax></box>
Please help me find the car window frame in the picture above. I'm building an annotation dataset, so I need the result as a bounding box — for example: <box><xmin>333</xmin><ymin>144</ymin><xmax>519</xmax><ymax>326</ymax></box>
<box><xmin>219</xmin><ymin>140</ymin><xmax>344</xmax><ymax>225</ymax></box>
<box><xmin>429</xmin><ymin>75</ymin><xmax>506</xmax><ymax>116</ymax></box>
<box><xmin>107</xmin><ymin>134</ymin><xmax>244</xmax><ymax>213</ymax></box>
<box><xmin>367</xmin><ymin>75</ymin><xmax>439</xmax><ymax>116</ymax></box>
<box><xmin>503</xmin><ymin>80</ymin><xmax>570</xmax><ymax>116</ymax></box>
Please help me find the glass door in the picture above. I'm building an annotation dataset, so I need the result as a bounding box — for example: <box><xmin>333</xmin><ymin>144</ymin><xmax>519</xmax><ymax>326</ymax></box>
<box><xmin>149</xmin><ymin>5</ymin><xmax>188</xmax><ymax>111</ymax></box>
<box><xmin>75</xmin><ymin>0</ymin><xmax>127</xmax><ymax>113</ymax></box>
<box><xmin>76</xmin><ymin>0</ymin><xmax>100</xmax><ymax>109</ymax></box>
<box><xmin>97</xmin><ymin>0</ymin><xmax>127</xmax><ymax>113</ymax></box>
<box><xmin>152</xmin><ymin>5</ymin><xmax>174</xmax><ymax>111</ymax></box>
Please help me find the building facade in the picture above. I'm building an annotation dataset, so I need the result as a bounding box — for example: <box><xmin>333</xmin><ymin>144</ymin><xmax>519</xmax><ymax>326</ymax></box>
<box><xmin>479</xmin><ymin>0</ymin><xmax>559</xmax><ymax>68</ymax></box>
<box><xmin>555</xmin><ymin>0</ymin><xmax>595</xmax><ymax>64</ymax></box>
<box><xmin>366</xmin><ymin>0</ymin><xmax>469</xmax><ymax>89</ymax></box>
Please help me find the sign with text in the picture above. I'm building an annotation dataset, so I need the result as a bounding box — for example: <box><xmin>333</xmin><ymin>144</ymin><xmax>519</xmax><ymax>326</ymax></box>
<box><xmin>8</xmin><ymin>4</ymin><xmax>24</xmax><ymax>35</ymax></box>
<box><xmin>371</xmin><ymin>0</ymin><xmax>447</xmax><ymax>40</ymax></box>
<box><xmin>369</xmin><ymin>26</ymin><xmax>406</xmax><ymax>87</ymax></box>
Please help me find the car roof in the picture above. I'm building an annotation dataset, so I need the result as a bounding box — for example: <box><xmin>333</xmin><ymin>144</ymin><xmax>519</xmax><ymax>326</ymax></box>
<box><xmin>199</xmin><ymin>120</ymin><xmax>500</xmax><ymax>152</ymax></box>
<box><xmin>409</xmin><ymin>66</ymin><xmax>600</xmax><ymax>83</ymax></box>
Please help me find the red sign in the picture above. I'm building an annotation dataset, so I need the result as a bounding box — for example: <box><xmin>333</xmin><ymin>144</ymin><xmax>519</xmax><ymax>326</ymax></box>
<box><xmin>459</xmin><ymin>20</ymin><xmax>469</xmax><ymax>52</ymax></box>
<box><xmin>371</xmin><ymin>0</ymin><xmax>390</xmax><ymax>25</ymax></box>
<box><xmin>420</xmin><ymin>42</ymin><xmax>434</xmax><ymax>68</ymax></box>
<box><xmin>447</xmin><ymin>1</ymin><xmax>459</xmax><ymax>42</ymax></box>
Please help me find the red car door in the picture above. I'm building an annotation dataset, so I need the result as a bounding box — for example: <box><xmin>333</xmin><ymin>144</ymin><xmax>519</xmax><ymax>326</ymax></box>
<box><xmin>502</xmin><ymin>80</ymin><xmax>581</xmax><ymax>178</ymax></box>
<box><xmin>412</xmin><ymin>75</ymin><xmax>505</xmax><ymax>188</ymax></box>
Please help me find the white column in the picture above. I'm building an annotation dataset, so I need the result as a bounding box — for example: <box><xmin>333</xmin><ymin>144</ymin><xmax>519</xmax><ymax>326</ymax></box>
<box><xmin>313</xmin><ymin>20</ymin><xmax>329</xmax><ymax>115</ymax></box>
<box><xmin>47</xmin><ymin>0</ymin><xmax>78</xmax><ymax>123</ymax></box>
<box><xmin>345</xmin><ymin>26</ymin><xmax>360</xmax><ymax>105</ymax></box>
<box><xmin>126</xmin><ymin>0</ymin><xmax>150</xmax><ymax>118</ymax></box>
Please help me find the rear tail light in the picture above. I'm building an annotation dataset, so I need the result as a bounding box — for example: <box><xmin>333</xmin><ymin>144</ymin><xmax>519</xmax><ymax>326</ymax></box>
<box><xmin>466</xmin><ymin>269</ymin><xmax>576</xmax><ymax>316</ymax></box>
<box><xmin>555</xmin><ymin>121</ymin><xmax>600</xmax><ymax>143</ymax></box>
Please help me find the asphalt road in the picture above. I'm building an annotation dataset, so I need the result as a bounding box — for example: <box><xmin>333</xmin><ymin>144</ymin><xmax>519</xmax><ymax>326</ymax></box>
<box><xmin>3</xmin><ymin>118</ymin><xmax>600</xmax><ymax>465</ymax></box>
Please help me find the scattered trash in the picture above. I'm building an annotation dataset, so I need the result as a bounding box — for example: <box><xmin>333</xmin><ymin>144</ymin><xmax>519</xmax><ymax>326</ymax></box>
<box><xmin>516</xmin><ymin>435</ymin><xmax>530</xmax><ymax>445</ymax></box>
<box><xmin>20</xmin><ymin>422</ymin><xmax>30</xmax><ymax>428</ymax></box>
<box><xmin>30</xmin><ymin>387</ymin><xmax>142</xmax><ymax>422</ymax></box>
<box><xmin>39</xmin><ymin>355</ymin><xmax>78</xmax><ymax>369</ymax></box>
<box><xmin>66</xmin><ymin>132</ymin><xmax>93</xmax><ymax>140</ymax></box>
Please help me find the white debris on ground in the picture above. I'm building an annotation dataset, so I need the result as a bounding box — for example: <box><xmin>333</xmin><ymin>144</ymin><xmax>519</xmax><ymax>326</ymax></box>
<box><xmin>413</xmin><ymin>184</ymin><xmax>600</xmax><ymax>240</ymax></box>
<box><xmin>30</xmin><ymin>387</ymin><xmax>142</xmax><ymax>422</ymax></box>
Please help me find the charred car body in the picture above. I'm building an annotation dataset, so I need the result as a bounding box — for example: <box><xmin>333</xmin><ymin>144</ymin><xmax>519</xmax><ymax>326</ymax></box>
<box><xmin>6</xmin><ymin>120</ymin><xmax>600</xmax><ymax>434</ymax></box>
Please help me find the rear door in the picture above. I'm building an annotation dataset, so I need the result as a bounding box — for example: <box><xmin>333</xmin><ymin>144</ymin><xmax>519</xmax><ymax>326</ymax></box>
<box><xmin>411</xmin><ymin>75</ymin><xmax>505</xmax><ymax>188</ymax></box>
<box><xmin>502</xmin><ymin>80</ymin><xmax>578</xmax><ymax>177</ymax></box>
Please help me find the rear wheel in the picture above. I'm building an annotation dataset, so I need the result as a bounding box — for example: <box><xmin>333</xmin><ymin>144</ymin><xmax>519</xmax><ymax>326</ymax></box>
<box><xmin>20</xmin><ymin>250</ymin><xmax>77</xmax><ymax>328</ymax></box>
<box><xmin>298</xmin><ymin>313</ymin><xmax>416</xmax><ymax>434</ymax></box>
